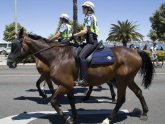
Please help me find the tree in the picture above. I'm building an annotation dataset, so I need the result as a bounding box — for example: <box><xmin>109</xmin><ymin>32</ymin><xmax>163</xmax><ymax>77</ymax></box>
<box><xmin>3</xmin><ymin>22</ymin><xmax>26</xmax><ymax>42</ymax></box>
<box><xmin>148</xmin><ymin>29</ymin><xmax>157</xmax><ymax>42</ymax></box>
<box><xmin>106</xmin><ymin>20</ymin><xmax>143</xmax><ymax>47</ymax></box>
<box><xmin>149</xmin><ymin>3</ymin><xmax>165</xmax><ymax>42</ymax></box>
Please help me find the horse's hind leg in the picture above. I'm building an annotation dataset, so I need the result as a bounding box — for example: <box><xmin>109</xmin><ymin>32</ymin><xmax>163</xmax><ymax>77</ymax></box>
<box><xmin>36</xmin><ymin>75</ymin><xmax>47</xmax><ymax>98</ymax></box>
<box><xmin>128</xmin><ymin>81</ymin><xmax>148</xmax><ymax>120</ymax></box>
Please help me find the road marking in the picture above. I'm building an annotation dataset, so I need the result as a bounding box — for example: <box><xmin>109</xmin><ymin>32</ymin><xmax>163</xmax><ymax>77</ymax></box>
<box><xmin>0</xmin><ymin>110</ymin><xmax>129</xmax><ymax>124</ymax></box>
<box><xmin>0</xmin><ymin>75</ymin><xmax>39</xmax><ymax>77</ymax></box>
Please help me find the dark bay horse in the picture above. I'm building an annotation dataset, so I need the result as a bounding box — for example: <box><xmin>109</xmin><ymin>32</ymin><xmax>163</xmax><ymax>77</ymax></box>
<box><xmin>7</xmin><ymin>28</ymin><xmax>154</xmax><ymax>124</ymax></box>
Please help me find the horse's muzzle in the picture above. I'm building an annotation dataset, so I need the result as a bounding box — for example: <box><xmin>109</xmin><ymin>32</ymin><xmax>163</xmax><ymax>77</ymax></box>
<box><xmin>7</xmin><ymin>61</ymin><xmax>17</xmax><ymax>68</ymax></box>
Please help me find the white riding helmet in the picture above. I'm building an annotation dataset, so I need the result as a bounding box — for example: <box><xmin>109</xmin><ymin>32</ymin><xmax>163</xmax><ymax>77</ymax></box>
<box><xmin>82</xmin><ymin>1</ymin><xmax>95</xmax><ymax>12</ymax></box>
<box><xmin>60</xmin><ymin>13</ymin><xmax>69</xmax><ymax>20</ymax></box>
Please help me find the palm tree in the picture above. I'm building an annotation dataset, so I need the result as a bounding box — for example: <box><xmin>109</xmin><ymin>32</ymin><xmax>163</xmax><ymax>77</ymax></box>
<box><xmin>106</xmin><ymin>20</ymin><xmax>143</xmax><ymax>47</ymax></box>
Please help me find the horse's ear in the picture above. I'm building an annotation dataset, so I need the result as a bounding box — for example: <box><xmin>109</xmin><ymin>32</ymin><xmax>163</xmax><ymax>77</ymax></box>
<box><xmin>18</xmin><ymin>28</ymin><xmax>24</xmax><ymax>39</ymax></box>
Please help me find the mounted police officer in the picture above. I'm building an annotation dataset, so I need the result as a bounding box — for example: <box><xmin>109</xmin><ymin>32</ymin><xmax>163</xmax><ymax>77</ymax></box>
<box><xmin>72</xmin><ymin>1</ymin><xmax>99</xmax><ymax>86</ymax></box>
<box><xmin>50</xmin><ymin>13</ymin><xmax>72</xmax><ymax>42</ymax></box>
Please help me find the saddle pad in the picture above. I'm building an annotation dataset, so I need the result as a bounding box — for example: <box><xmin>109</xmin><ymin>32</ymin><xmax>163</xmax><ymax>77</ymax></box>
<box><xmin>90</xmin><ymin>47</ymin><xmax>115</xmax><ymax>65</ymax></box>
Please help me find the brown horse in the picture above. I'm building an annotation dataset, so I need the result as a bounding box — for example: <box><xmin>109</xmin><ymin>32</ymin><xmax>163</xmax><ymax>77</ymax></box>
<box><xmin>7</xmin><ymin>28</ymin><xmax>154</xmax><ymax>124</ymax></box>
<box><xmin>35</xmin><ymin>57</ymin><xmax>116</xmax><ymax>102</ymax></box>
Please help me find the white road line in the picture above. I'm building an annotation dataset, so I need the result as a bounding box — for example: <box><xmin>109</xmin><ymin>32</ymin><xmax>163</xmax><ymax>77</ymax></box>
<box><xmin>0</xmin><ymin>110</ymin><xmax>129</xmax><ymax>124</ymax></box>
<box><xmin>0</xmin><ymin>75</ymin><xmax>39</xmax><ymax>77</ymax></box>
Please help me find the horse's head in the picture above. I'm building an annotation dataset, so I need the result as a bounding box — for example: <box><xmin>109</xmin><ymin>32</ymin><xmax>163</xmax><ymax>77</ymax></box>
<box><xmin>7</xmin><ymin>28</ymin><xmax>30</xmax><ymax>68</ymax></box>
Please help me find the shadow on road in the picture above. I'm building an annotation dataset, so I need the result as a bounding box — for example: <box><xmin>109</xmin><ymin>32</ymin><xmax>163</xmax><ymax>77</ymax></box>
<box><xmin>12</xmin><ymin>109</ymin><xmax>141</xmax><ymax>124</ymax></box>
<box><xmin>14</xmin><ymin>87</ymin><xmax>113</xmax><ymax>105</ymax></box>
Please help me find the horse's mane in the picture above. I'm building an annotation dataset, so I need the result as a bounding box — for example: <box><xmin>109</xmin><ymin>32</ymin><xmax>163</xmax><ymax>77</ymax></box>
<box><xmin>28</xmin><ymin>33</ymin><xmax>50</xmax><ymax>42</ymax></box>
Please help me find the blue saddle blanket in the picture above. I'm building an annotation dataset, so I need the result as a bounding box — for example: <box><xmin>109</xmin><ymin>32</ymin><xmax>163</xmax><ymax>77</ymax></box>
<box><xmin>90</xmin><ymin>47</ymin><xmax>115</xmax><ymax>65</ymax></box>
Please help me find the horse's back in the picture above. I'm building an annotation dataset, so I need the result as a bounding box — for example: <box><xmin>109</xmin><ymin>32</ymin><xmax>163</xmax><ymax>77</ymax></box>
<box><xmin>111</xmin><ymin>47</ymin><xmax>142</xmax><ymax>76</ymax></box>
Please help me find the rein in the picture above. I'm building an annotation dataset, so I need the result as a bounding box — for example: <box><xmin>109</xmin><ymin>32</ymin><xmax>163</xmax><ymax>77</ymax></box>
<box><xmin>33</xmin><ymin>44</ymin><xmax>66</xmax><ymax>55</ymax></box>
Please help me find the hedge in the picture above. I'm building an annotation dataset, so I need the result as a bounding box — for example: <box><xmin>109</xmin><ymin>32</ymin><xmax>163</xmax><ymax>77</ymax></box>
<box><xmin>145</xmin><ymin>50</ymin><xmax>165</xmax><ymax>60</ymax></box>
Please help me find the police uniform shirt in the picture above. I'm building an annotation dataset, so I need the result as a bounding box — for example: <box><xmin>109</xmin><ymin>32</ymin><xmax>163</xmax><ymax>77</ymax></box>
<box><xmin>59</xmin><ymin>23</ymin><xmax>67</xmax><ymax>33</ymax></box>
<box><xmin>84</xmin><ymin>14</ymin><xmax>99</xmax><ymax>36</ymax></box>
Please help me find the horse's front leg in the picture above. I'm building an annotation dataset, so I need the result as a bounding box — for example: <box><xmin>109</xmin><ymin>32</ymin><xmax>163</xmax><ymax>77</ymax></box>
<box><xmin>82</xmin><ymin>86</ymin><xmax>93</xmax><ymax>101</ymax></box>
<box><xmin>50</xmin><ymin>85</ymin><xmax>76</xmax><ymax>124</ymax></box>
<box><xmin>36</xmin><ymin>75</ymin><xmax>47</xmax><ymax>98</ymax></box>
<box><xmin>67</xmin><ymin>89</ymin><xmax>77</xmax><ymax>120</ymax></box>
<box><xmin>107</xmin><ymin>81</ymin><xmax>117</xmax><ymax>104</ymax></box>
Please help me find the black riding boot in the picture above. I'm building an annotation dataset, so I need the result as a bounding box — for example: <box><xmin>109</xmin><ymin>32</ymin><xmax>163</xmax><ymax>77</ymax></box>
<box><xmin>78</xmin><ymin>59</ymin><xmax>88</xmax><ymax>86</ymax></box>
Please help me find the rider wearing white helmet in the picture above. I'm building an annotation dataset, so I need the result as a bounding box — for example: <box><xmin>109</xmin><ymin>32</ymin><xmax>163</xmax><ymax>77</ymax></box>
<box><xmin>50</xmin><ymin>13</ymin><xmax>72</xmax><ymax>42</ymax></box>
<box><xmin>72</xmin><ymin>1</ymin><xmax>99</xmax><ymax>86</ymax></box>
<box><xmin>82</xmin><ymin>1</ymin><xmax>95</xmax><ymax>13</ymax></box>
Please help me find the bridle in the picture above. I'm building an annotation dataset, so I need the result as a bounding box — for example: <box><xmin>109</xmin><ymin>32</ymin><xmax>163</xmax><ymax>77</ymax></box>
<box><xmin>20</xmin><ymin>36</ymin><xmax>68</xmax><ymax>56</ymax></box>
<box><xmin>33</xmin><ymin>43</ymin><xmax>67</xmax><ymax>55</ymax></box>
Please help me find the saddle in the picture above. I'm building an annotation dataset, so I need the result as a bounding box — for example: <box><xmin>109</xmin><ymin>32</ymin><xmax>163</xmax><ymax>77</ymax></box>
<box><xmin>74</xmin><ymin>41</ymin><xmax>115</xmax><ymax>66</ymax></box>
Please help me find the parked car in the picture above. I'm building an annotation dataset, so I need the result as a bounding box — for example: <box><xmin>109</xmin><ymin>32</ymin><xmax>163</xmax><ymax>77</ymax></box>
<box><xmin>0</xmin><ymin>42</ymin><xmax>11</xmax><ymax>56</ymax></box>
<box><xmin>0</xmin><ymin>47</ymin><xmax>5</xmax><ymax>54</ymax></box>
<box><xmin>3</xmin><ymin>46</ymin><xmax>11</xmax><ymax>57</ymax></box>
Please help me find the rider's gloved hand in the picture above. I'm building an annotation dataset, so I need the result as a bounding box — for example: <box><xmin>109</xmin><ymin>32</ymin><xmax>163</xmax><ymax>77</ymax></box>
<box><xmin>69</xmin><ymin>35</ymin><xmax>75</xmax><ymax>41</ymax></box>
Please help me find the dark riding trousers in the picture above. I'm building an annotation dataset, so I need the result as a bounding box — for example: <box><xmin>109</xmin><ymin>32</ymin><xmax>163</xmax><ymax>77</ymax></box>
<box><xmin>79</xmin><ymin>33</ymin><xmax>98</xmax><ymax>59</ymax></box>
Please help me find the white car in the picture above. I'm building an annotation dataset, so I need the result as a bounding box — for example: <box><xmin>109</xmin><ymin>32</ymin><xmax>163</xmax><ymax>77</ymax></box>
<box><xmin>3</xmin><ymin>47</ymin><xmax>11</xmax><ymax>57</ymax></box>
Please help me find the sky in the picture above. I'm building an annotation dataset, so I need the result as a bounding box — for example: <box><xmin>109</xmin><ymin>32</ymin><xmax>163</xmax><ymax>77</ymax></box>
<box><xmin>0</xmin><ymin>0</ymin><xmax>164</xmax><ymax>42</ymax></box>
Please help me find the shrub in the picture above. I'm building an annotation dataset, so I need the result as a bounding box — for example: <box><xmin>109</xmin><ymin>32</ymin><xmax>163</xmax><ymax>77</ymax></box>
<box><xmin>144</xmin><ymin>50</ymin><xmax>165</xmax><ymax>60</ymax></box>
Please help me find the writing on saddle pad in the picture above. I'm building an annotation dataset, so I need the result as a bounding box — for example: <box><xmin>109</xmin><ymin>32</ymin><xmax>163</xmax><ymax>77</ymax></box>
<box><xmin>90</xmin><ymin>47</ymin><xmax>115</xmax><ymax>65</ymax></box>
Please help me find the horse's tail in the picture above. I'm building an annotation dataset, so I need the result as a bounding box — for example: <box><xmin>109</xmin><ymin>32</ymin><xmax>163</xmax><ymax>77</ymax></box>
<box><xmin>138</xmin><ymin>50</ymin><xmax>155</xmax><ymax>89</ymax></box>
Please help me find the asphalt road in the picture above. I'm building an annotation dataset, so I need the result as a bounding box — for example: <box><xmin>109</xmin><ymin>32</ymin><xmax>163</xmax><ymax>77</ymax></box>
<box><xmin>0</xmin><ymin>65</ymin><xmax>165</xmax><ymax>124</ymax></box>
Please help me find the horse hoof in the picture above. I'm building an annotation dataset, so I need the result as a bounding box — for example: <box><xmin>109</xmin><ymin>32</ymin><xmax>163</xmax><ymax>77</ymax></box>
<box><xmin>101</xmin><ymin>118</ymin><xmax>111</xmax><ymax>124</ymax></box>
<box><xmin>140</xmin><ymin>114</ymin><xmax>148</xmax><ymax>121</ymax></box>
<box><xmin>41</xmin><ymin>94</ymin><xmax>47</xmax><ymax>98</ymax></box>
<box><xmin>66</xmin><ymin>116</ymin><xmax>74</xmax><ymax>124</ymax></box>
<box><xmin>112</xmin><ymin>99</ymin><xmax>117</xmax><ymax>104</ymax></box>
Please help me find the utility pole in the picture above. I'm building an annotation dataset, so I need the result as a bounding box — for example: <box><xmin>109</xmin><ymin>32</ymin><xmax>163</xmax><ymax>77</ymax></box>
<box><xmin>14</xmin><ymin>0</ymin><xmax>18</xmax><ymax>38</ymax></box>
<box><xmin>73</xmin><ymin>0</ymin><xmax>78</xmax><ymax>34</ymax></box>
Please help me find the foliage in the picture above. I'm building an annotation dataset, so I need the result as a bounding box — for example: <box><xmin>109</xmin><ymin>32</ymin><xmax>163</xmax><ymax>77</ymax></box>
<box><xmin>148</xmin><ymin>30</ymin><xmax>157</xmax><ymax>42</ymax></box>
<box><xmin>149</xmin><ymin>3</ymin><xmax>165</xmax><ymax>42</ymax></box>
<box><xmin>106</xmin><ymin>20</ymin><xmax>143</xmax><ymax>47</ymax></box>
<box><xmin>3</xmin><ymin>22</ymin><xmax>26</xmax><ymax>42</ymax></box>
<box><xmin>145</xmin><ymin>50</ymin><xmax>165</xmax><ymax>60</ymax></box>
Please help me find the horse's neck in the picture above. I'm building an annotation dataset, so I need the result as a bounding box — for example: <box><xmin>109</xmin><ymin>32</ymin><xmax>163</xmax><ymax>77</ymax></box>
<box><xmin>29</xmin><ymin>40</ymin><xmax>73</xmax><ymax>67</ymax></box>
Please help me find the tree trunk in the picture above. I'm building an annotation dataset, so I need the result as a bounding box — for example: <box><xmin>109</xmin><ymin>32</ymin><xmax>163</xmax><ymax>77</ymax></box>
<box><xmin>122</xmin><ymin>40</ymin><xmax>127</xmax><ymax>47</ymax></box>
